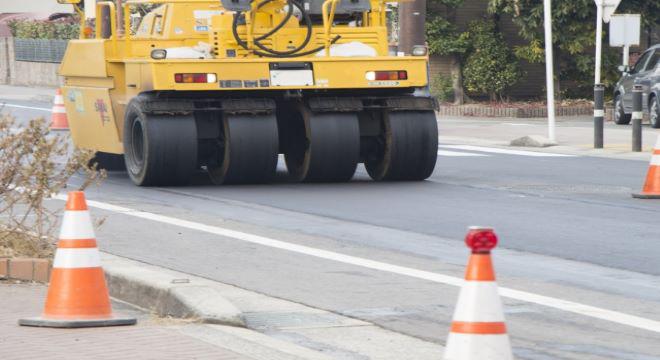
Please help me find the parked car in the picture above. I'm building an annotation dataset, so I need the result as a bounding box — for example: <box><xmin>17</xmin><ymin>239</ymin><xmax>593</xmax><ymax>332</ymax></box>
<box><xmin>613</xmin><ymin>44</ymin><xmax>660</xmax><ymax>128</ymax></box>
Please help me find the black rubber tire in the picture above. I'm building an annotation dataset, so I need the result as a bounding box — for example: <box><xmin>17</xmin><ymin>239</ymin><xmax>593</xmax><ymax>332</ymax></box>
<box><xmin>208</xmin><ymin>114</ymin><xmax>279</xmax><ymax>184</ymax></box>
<box><xmin>122</xmin><ymin>98</ymin><xmax>197</xmax><ymax>186</ymax></box>
<box><xmin>614</xmin><ymin>94</ymin><xmax>631</xmax><ymax>125</ymax></box>
<box><xmin>650</xmin><ymin>96</ymin><xmax>659</xmax><ymax>129</ymax></box>
<box><xmin>365</xmin><ymin>110</ymin><xmax>438</xmax><ymax>181</ymax></box>
<box><xmin>282</xmin><ymin>105</ymin><xmax>360</xmax><ymax>182</ymax></box>
<box><xmin>88</xmin><ymin>152</ymin><xmax>125</xmax><ymax>171</ymax></box>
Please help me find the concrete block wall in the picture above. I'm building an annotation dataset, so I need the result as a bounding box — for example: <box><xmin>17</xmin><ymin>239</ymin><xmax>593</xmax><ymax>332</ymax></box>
<box><xmin>0</xmin><ymin>37</ymin><xmax>9</xmax><ymax>84</ymax></box>
<box><xmin>0</xmin><ymin>37</ymin><xmax>62</xmax><ymax>87</ymax></box>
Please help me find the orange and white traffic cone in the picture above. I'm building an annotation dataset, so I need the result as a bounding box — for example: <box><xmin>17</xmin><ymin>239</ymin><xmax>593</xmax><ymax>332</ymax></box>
<box><xmin>633</xmin><ymin>136</ymin><xmax>660</xmax><ymax>199</ymax></box>
<box><xmin>19</xmin><ymin>191</ymin><xmax>136</xmax><ymax>328</ymax></box>
<box><xmin>49</xmin><ymin>88</ymin><xmax>69</xmax><ymax>130</ymax></box>
<box><xmin>443</xmin><ymin>226</ymin><xmax>513</xmax><ymax>360</ymax></box>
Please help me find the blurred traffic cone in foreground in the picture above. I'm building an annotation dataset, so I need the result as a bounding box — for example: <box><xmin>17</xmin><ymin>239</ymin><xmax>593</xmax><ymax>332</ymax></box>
<box><xmin>19</xmin><ymin>191</ymin><xmax>136</xmax><ymax>328</ymax></box>
<box><xmin>633</xmin><ymin>136</ymin><xmax>660</xmax><ymax>199</ymax></box>
<box><xmin>443</xmin><ymin>226</ymin><xmax>513</xmax><ymax>360</ymax></box>
<box><xmin>49</xmin><ymin>88</ymin><xmax>68</xmax><ymax>130</ymax></box>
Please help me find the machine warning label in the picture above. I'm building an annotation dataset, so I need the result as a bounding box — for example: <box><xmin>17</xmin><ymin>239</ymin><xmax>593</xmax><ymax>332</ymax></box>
<box><xmin>68</xmin><ymin>89</ymin><xmax>85</xmax><ymax>113</ymax></box>
<box><xmin>193</xmin><ymin>10</ymin><xmax>222</xmax><ymax>32</ymax></box>
<box><xmin>368</xmin><ymin>81</ymin><xmax>399</xmax><ymax>86</ymax></box>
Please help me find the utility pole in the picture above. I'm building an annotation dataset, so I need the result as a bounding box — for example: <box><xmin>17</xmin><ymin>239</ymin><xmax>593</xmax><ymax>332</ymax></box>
<box><xmin>398</xmin><ymin>0</ymin><xmax>426</xmax><ymax>55</ymax></box>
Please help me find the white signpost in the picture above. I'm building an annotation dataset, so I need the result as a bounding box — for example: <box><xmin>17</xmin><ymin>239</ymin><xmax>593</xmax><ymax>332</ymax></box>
<box><xmin>609</xmin><ymin>14</ymin><xmax>641</xmax><ymax>68</ymax></box>
<box><xmin>543</xmin><ymin>0</ymin><xmax>556</xmax><ymax>143</ymax></box>
<box><xmin>594</xmin><ymin>0</ymin><xmax>621</xmax><ymax>84</ymax></box>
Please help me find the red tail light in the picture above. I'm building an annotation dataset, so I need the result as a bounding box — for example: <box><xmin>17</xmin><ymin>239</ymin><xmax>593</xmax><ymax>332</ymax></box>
<box><xmin>174</xmin><ymin>73</ymin><xmax>217</xmax><ymax>83</ymax></box>
<box><xmin>366</xmin><ymin>71</ymin><xmax>408</xmax><ymax>81</ymax></box>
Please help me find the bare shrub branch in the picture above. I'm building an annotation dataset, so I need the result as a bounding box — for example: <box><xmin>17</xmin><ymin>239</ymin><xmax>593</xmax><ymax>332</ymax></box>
<box><xmin>0</xmin><ymin>114</ymin><xmax>105</xmax><ymax>258</ymax></box>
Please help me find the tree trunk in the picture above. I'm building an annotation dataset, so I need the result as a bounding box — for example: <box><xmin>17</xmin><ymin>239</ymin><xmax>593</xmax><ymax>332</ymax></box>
<box><xmin>398</xmin><ymin>0</ymin><xmax>426</xmax><ymax>54</ymax></box>
<box><xmin>450</xmin><ymin>55</ymin><xmax>465</xmax><ymax>105</ymax></box>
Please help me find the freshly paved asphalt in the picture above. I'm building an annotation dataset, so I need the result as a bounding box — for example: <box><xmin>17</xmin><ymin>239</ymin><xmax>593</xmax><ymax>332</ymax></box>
<box><xmin>3</xmin><ymin>100</ymin><xmax>660</xmax><ymax>359</ymax></box>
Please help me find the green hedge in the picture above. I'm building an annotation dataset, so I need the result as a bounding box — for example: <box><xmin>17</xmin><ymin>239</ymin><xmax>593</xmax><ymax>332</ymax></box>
<box><xmin>8</xmin><ymin>19</ymin><xmax>79</xmax><ymax>40</ymax></box>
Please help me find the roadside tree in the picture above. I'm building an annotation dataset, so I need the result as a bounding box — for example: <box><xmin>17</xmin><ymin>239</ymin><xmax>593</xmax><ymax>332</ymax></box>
<box><xmin>426</xmin><ymin>0</ymin><xmax>470</xmax><ymax>104</ymax></box>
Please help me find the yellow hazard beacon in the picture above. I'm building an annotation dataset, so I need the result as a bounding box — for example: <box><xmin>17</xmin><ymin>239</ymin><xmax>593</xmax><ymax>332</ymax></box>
<box><xmin>57</xmin><ymin>0</ymin><xmax>438</xmax><ymax>186</ymax></box>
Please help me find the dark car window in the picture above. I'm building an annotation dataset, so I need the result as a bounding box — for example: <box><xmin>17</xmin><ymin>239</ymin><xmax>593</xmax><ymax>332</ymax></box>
<box><xmin>632</xmin><ymin>50</ymin><xmax>652</xmax><ymax>74</ymax></box>
<box><xmin>644</xmin><ymin>50</ymin><xmax>659</xmax><ymax>72</ymax></box>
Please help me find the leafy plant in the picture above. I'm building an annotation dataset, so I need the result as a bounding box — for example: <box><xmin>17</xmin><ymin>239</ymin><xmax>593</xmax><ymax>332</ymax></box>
<box><xmin>426</xmin><ymin>0</ymin><xmax>470</xmax><ymax>104</ymax></box>
<box><xmin>430</xmin><ymin>74</ymin><xmax>454</xmax><ymax>102</ymax></box>
<box><xmin>426</xmin><ymin>13</ymin><xmax>470</xmax><ymax>56</ymax></box>
<box><xmin>8</xmin><ymin>18</ymin><xmax>79</xmax><ymax>40</ymax></box>
<box><xmin>462</xmin><ymin>20</ymin><xmax>522</xmax><ymax>101</ymax></box>
<box><xmin>488</xmin><ymin>0</ymin><xmax>656</xmax><ymax>98</ymax></box>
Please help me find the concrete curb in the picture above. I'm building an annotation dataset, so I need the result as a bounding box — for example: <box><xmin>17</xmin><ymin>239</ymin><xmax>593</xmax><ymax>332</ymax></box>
<box><xmin>98</xmin><ymin>252</ymin><xmax>443</xmax><ymax>359</ymax></box>
<box><xmin>101</xmin><ymin>253</ymin><xmax>245</xmax><ymax>327</ymax></box>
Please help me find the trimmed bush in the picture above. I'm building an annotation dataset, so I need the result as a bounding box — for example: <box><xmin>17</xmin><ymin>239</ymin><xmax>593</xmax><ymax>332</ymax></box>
<box><xmin>463</xmin><ymin>20</ymin><xmax>522</xmax><ymax>101</ymax></box>
<box><xmin>8</xmin><ymin>18</ymin><xmax>79</xmax><ymax>40</ymax></box>
<box><xmin>430</xmin><ymin>74</ymin><xmax>454</xmax><ymax>102</ymax></box>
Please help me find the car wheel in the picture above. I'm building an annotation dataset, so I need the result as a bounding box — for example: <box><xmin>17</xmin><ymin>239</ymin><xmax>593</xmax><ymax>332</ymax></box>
<box><xmin>614</xmin><ymin>95</ymin><xmax>631</xmax><ymax>125</ymax></box>
<box><xmin>650</xmin><ymin>97</ymin><xmax>659</xmax><ymax>129</ymax></box>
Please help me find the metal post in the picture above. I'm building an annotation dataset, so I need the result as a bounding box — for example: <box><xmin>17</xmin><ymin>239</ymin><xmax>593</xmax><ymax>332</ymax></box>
<box><xmin>594</xmin><ymin>4</ymin><xmax>603</xmax><ymax>84</ymax></box>
<box><xmin>623</xmin><ymin>44</ymin><xmax>630</xmax><ymax>67</ymax></box>
<box><xmin>632</xmin><ymin>84</ymin><xmax>643</xmax><ymax>152</ymax></box>
<box><xmin>543</xmin><ymin>0</ymin><xmax>556</xmax><ymax>143</ymax></box>
<box><xmin>594</xmin><ymin>84</ymin><xmax>605</xmax><ymax>148</ymax></box>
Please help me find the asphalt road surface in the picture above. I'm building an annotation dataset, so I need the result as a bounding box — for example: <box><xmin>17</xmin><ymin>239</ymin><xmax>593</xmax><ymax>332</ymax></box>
<box><xmin>3</xmin><ymin>100</ymin><xmax>660</xmax><ymax>359</ymax></box>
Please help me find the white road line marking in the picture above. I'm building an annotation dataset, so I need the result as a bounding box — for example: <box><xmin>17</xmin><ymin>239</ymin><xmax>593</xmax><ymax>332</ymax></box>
<box><xmin>52</xmin><ymin>194</ymin><xmax>660</xmax><ymax>333</ymax></box>
<box><xmin>503</xmin><ymin>123</ymin><xmax>533</xmax><ymax>126</ymax></box>
<box><xmin>440</xmin><ymin>145</ymin><xmax>575</xmax><ymax>157</ymax></box>
<box><xmin>437</xmin><ymin>150</ymin><xmax>489</xmax><ymax>157</ymax></box>
<box><xmin>1</xmin><ymin>103</ymin><xmax>51</xmax><ymax>112</ymax></box>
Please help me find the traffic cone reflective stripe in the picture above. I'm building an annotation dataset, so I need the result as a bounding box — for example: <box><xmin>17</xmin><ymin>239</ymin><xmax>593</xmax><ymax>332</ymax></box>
<box><xmin>451</xmin><ymin>321</ymin><xmax>507</xmax><ymax>334</ymax></box>
<box><xmin>19</xmin><ymin>191</ymin><xmax>136</xmax><ymax>328</ymax></box>
<box><xmin>444</xmin><ymin>227</ymin><xmax>513</xmax><ymax>360</ymax></box>
<box><xmin>633</xmin><ymin>136</ymin><xmax>660</xmax><ymax>199</ymax></box>
<box><xmin>50</xmin><ymin>88</ymin><xmax>69</xmax><ymax>130</ymax></box>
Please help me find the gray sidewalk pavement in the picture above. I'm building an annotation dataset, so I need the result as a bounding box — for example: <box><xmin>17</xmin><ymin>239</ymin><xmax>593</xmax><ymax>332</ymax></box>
<box><xmin>0</xmin><ymin>283</ymin><xmax>250</xmax><ymax>360</ymax></box>
<box><xmin>439</xmin><ymin>115</ymin><xmax>660</xmax><ymax>161</ymax></box>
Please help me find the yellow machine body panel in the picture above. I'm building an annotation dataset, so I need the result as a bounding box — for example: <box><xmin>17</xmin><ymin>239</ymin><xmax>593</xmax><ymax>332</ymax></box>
<box><xmin>59</xmin><ymin>40</ymin><xmax>108</xmax><ymax>77</ymax></box>
<box><xmin>58</xmin><ymin>0</ymin><xmax>432</xmax><ymax>157</ymax></box>
<box><xmin>61</xmin><ymin>86</ymin><xmax>123</xmax><ymax>153</ymax></box>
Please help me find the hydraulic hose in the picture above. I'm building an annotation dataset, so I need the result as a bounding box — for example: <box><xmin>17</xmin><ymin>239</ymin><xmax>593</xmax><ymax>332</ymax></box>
<box><xmin>232</xmin><ymin>0</ymin><xmax>341</xmax><ymax>58</ymax></box>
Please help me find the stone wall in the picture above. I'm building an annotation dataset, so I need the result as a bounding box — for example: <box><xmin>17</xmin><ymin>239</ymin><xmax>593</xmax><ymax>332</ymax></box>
<box><xmin>0</xmin><ymin>37</ymin><xmax>63</xmax><ymax>87</ymax></box>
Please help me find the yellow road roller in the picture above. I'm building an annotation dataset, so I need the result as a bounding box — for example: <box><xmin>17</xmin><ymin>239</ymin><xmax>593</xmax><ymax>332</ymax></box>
<box><xmin>58</xmin><ymin>0</ymin><xmax>438</xmax><ymax>185</ymax></box>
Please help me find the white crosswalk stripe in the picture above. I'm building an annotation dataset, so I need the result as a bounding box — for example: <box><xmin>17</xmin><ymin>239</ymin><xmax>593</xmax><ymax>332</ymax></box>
<box><xmin>438</xmin><ymin>145</ymin><xmax>575</xmax><ymax>157</ymax></box>
<box><xmin>437</xmin><ymin>150</ymin><xmax>488</xmax><ymax>157</ymax></box>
